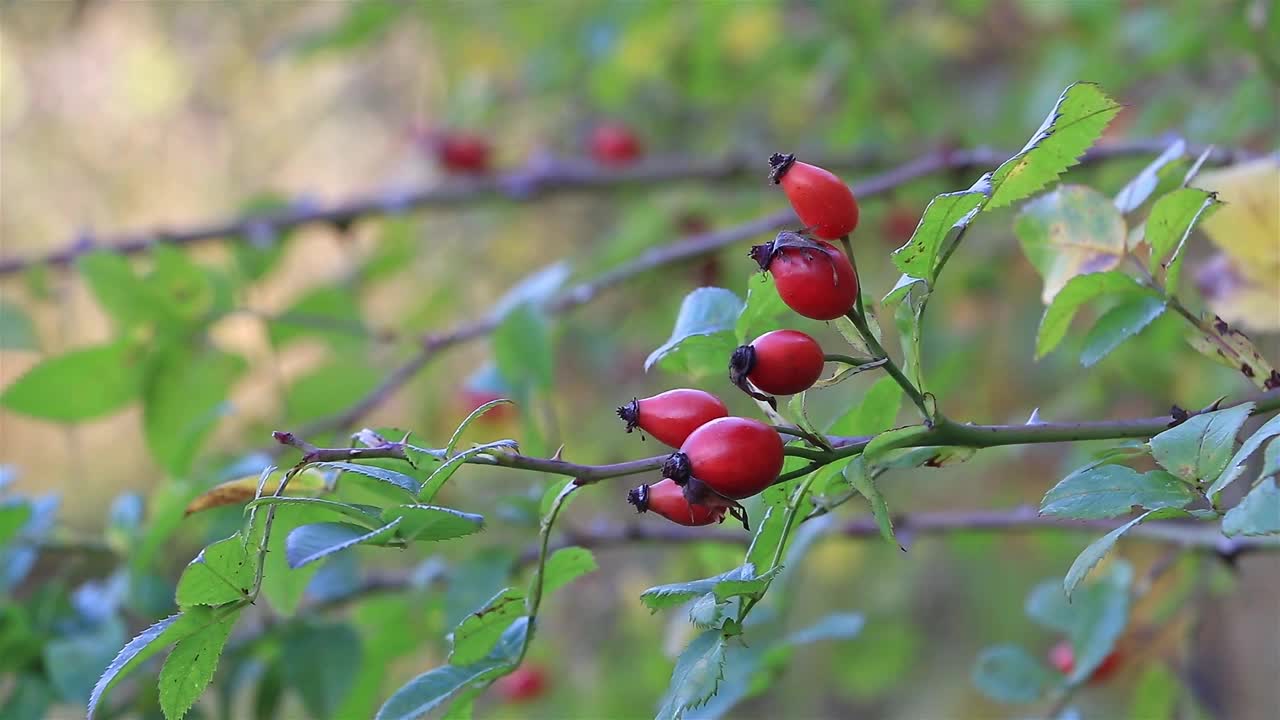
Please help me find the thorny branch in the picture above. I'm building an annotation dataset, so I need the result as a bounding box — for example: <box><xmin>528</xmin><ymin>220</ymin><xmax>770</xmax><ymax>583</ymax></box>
<box><xmin>0</xmin><ymin>140</ymin><xmax>1249</xmax><ymax>278</ymax></box>
<box><xmin>280</xmin><ymin>140</ymin><xmax>1256</xmax><ymax>440</ymax></box>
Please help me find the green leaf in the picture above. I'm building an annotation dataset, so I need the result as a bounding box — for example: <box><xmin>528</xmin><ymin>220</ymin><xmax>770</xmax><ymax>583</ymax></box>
<box><xmin>158</xmin><ymin>608</ymin><xmax>239</xmax><ymax>720</ymax></box>
<box><xmin>0</xmin><ymin>341</ymin><xmax>142</xmax><ymax>421</ymax></box>
<box><xmin>890</xmin><ymin>188</ymin><xmax>986</xmax><ymax>282</ymax></box>
<box><xmin>1146</xmin><ymin>188</ymin><xmax>1220</xmax><ymax>291</ymax></box>
<box><xmin>1149</xmin><ymin>402</ymin><xmax>1254</xmax><ymax>484</ymax></box>
<box><xmin>493</xmin><ymin>303</ymin><xmax>554</xmax><ymax>392</ymax></box>
<box><xmin>783</xmin><ymin>613</ymin><xmax>865</xmax><ymax>646</ymax></box>
<box><xmin>1113</xmin><ymin>138</ymin><xmax>1187</xmax><ymax>214</ymax></box>
<box><xmin>744</xmin><ymin>492</ymin><xmax>790</xmax><ymax>572</ymax></box>
<box><xmin>175</xmin><ymin>534</ymin><xmax>256</xmax><ymax>607</ymax></box>
<box><xmin>146</xmin><ymin>246</ymin><xmax>224</xmax><ymax>333</ymax></box>
<box><xmin>77</xmin><ymin>251</ymin><xmax>153</xmax><ymax>329</ymax></box>
<box><xmin>646</xmin><ymin>287</ymin><xmax>743</xmax><ymax>377</ymax></box>
<box><xmin>1129</xmin><ymin>663</ymin><xmax>1181</xmax><ymax>720</ymax></box>
<box><xmin>1063</xmin><ymin>561</ymin><xmax>1133</xmax><ymax>684</ymax></box>
<box><xmin>375</xmin><ymin>618</ymin><xmax>528</xmax><ymax>720</ymax></box>
<box><xmin>419</xmin><ymin>440</ymin><xmax>519</xmax><ymax>503</ymax></box>
<box><xmin>89</xmin><ymin>612</ymin><xmax>204</xmax><ymax>719</ymax></box>
<box><xmin>449</xmin><ymin>588</ymin><xmax>526</xmax><ymax>666</ymax></box>
<box><xmin>268</xmin><ymin>286</ymin><xmax>363</xmax><ymax>349</ymax></box>
<box><xmin>1206</xmin><ymin>413</ymin><xmax>1280</xmax><ymax>499</ymax></box>
<box><xmin>2</xmin><ymin>674</ymin><xmax>52</xmax><ymax>720</ymax></box>
<box><xmin>1222</xmin><ymin>479</ymin><xmax>1280</xmax><ymax>536</ymax></box>
<box><xmin>383</xmin><ymin>505</ymin><xmax>485</xmax><ymax>542</ymax></box>
<box><xmin>712</xmin><ymin>566</ymin><xmax>778</xmax><ymax>603</ymax></box>
<box><xmin>641</xmin><ymin>566</ymin><xmax>757</xmax><ymax>612</ymax></box>
<box><xmin>43</xmin><ymin>617</ymin><xmax>126</xmax><ymax>704</ymax></box>
<box><xmin>971</xmin><ymin>645</ymin><xmax>1054</xmax><ymax>704</ymax></box>
<box><xmin>1065</xmin><ymin>512</ymin><xmax>1173</xmax><ymax>599</ymax></box>
<box><xmin>1263</xmin><ymin>438</ymin><xmax>1280</xmax><ymax>479</ymax></box>
<box><xmin>256</xmin><ymin>503</ymin><xmax>335</xmax><ymax>615</ymax></box>
<box><xmin>284</xmin><ymin>519</ymin><xmax>402</xmax><ymax>569</ymax></box>
<box><xmin>144</xmin><ymin>346</ymin><xmax>246</xmax><ymax>477</ymax></box>
<box><xmin>734</xmin><ymin>273</ymin><xmax>788</xmax><ymax>342</ymax></box>
<box><xmin>315</xmin><ymin>461</ymin><xmax>420</xmax><ymax>498</ymax></box>
<box><xmin>827</xmin><ymin>376</ymin><xmax>902</xmax><ymax>435</ymax></box>
<box><xmin>282</xmin><ymin>621</ymin><xmax>362</xmax><ymax>720</ymax></box>
<box><xmin>540</xmin><ymin>546</ymin><xmax>597</xmax><ymax>597</ymax></box>
<box><xmin>0</xmin><ymin>500</ymin><xmax>31</xmax><ymax>546</ymax></box>
<box><xmin>445</xmin><ymin>400</ymin><xmax>515</xmax><ymax>457</ymax></box>
<box><xmin>246</xmin><ymin>496</ymin><xmax>383</xmax><ymax>528</ymax></box>
<box><xmin>986</xmin><ymin>82</ymin><xmax>1122</xmax><ymax>209</ymax></box>
<box><xmin>1079</xmin><ymin>295</ymin><xmax>1166</xmax><ymax>367</ymax></box>
<box><xmin>1040</xmin><ymin>465</ymin><xmax>1195</xmax><ymax>519</ymax></box>
<box><xmin>1016</xmin><ymin>186</ymin><xmax>1128</xmax><ymax>305</ymax></box>
<box><xmin>0</xmin><ymin>300</ymin><xmax>37</xmax><ymax>350</ymax></box>
<box><xmin>1036</xmin><ymin>271</ymin><xmax>1148</xmax><ymax>358</ymax></box>
<box><xmin>844</xmin><ymin>457</ymin><xmax>899</xmax><ymax>547</ymax></box>
<box><xmin>656</xmin><ymin>630</ymin><xmax>727</xmax><ymax>720</ymax></box>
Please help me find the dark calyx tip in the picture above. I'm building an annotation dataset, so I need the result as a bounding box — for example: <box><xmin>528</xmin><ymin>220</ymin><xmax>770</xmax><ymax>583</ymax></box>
<box><xmin>748</xmin><ymin>242</ymin><xmax>775</xmax><ymax>272</ymax></box>
<box><xmin>616</xmin><ymin>399</ymin><xmax>640</xmax><ymax>432</ymax></box>
<box><xmin>662</xmin><ymin>452</ymin><xmax>692</xmax><ymax>484</ymax></box>
<box><xmin>627</xmin><ymin>485</ymin><xmax>649</xmax><ymax>512</ymax></box>
<box><xmin>767</xmin><ymin>152</ymin><xmax>796</xmax><ymax>184</ymax></box>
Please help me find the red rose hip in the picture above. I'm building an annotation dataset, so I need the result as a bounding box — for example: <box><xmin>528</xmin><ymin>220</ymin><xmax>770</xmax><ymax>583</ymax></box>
<box><xmin>591</xmin><ymin>122</ymin><xmax>642</xmax><ymax>166</ymax></box>
<box><xmin>435</xmin><ymin>131</ymin><xmax>491</xmax><ymax>174</ymax></box>
<box><xmin>617</xmin><ymin>389</ymin><xmax>729</xmax><ymax>449</ymax></box>
<box><xmin>731</xmin><ymin>329</ymin><xmax>825</xmax><ymax>403</ymax></box>
<box><xmin>751</xmin><ymin>234</ymin><xmax>859</xmax><ymax>321</ymax></box>
<box><xmin>495</xmin><ymin>665</ymin><xmax>547</xmax><ymax>702</ymax></box>
<box><xmin>664</xmin><ymin>417</ymin><xmax>784</xmax><ymax>500</ymax></box>
<box><xmin>628</xmin><ymin>478</ymin><xmax>726</xmax><ymax>526</ymax></box>
<box><xmin>768</xmin><ymin>153</ymin><xmax>859</xmax><ymax>239</ymax></box>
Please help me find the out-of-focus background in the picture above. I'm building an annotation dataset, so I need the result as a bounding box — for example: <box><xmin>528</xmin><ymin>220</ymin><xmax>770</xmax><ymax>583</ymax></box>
<box><xmin>1</xmin><ymin>1</ymin><xmax>1277</xmax><ymax>719</ymax></box>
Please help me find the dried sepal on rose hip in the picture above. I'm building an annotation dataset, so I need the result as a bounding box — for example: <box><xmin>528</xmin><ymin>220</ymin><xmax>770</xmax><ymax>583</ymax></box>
<box><xmin>768</xmin><ymin>153</ymin><xmax>860</xmax><ymax>240</ymax></box>
<box><xmin>663</xmin><ymin>417</ymin><xmax>784</xmax><ymax>503</ymax></box>
<box><xmin>750</xmin><ymin>232</ymin><xmax>859</xmax><ymax>321</ymax></box>
<box><xmin>627</xmin><ymin>478</ymin><xmax>726</xmax><ymax>527</ymax></box>
<box><xmin>730</xmin><ymin>329</ymin><xmax>826</xmax><ymax>407</ymax></box>
<box><xmin>616</xmin><ymin>389</ymin><xmax>728</xmax><ymax>449</ymax></box>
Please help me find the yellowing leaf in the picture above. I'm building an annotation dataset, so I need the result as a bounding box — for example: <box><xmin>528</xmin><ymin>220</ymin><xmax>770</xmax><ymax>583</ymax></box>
<box><xmin>1193</xmin><ymin>158</ymin><xmax>1280</xmax><ymax>285</ymax></box>
<box><xmin>1016</xmin><ymin>185</ymin><xmax>1128</xmax><ymax>303</ymax></box>
<box><xmin>183</xmin><ymin>468</ymin><xmax>329</xmax><ymax>516</ymax></box>
<box><xmin>1192</xmin><ymin>158</ymin><xmax>1280</xmax><ymax>332</ymax></box>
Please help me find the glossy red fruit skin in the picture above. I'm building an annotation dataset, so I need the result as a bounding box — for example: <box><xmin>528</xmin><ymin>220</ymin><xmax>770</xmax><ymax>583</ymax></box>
<box><xmin>742</xmin><ymin>330</ymin><xmax>825</xmax><ymax>396</ymax></box>
<box><xmin>1048</xmin><ymin>640</ymin><xmax>1122</xmax><ymax>684</ymax></box>
<box><xmin>436</xmin><ymin>132</ymin><xmax>491</xmax><ymax>174</ymax></box>
<box><xmin>761</xmin><ymin>239</ymin><xmax>859</xmax><ymax>321</ymax></box>
<box><xmin>495</xmin><ymin>665</ymin><xmax>546</xmax><ymax>703</ymax></box>
<box><xmin>628</xmin><ymin>478</ymin><xmax>725</xmax><ymax>526</ymax></box>
<box><xmin>591</xmin><ymin>123</ymin><xmax>642</xmax><ymax>166</ymax></box>
<box><xmin>769</xmin><ymin>153</ymin><xmax>859</xmax><ymax>239</ymax></box>
<box><xmin>617</xmin><ymin>389</ymin><xmax>729</xmax><ymax>449</ymax></box>
<box><xmin>676</xmin><ymin>417</ymin><xmax>784</xmax><ymax>499</ymax></box>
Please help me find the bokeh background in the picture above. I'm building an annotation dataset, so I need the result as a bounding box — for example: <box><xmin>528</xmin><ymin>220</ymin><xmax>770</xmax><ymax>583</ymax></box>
<box><xmin>1</xmin><ymin>1</ymin><xmax>1277</xmax><ymax>719</ymax></box>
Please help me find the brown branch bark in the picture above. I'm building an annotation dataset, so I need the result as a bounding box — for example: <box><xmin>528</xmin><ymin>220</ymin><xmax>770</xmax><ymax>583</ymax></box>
<box><xmin>1</xmin><ymin>140</ymin><xmax>1248</xmax><ymax>278</ymax></box>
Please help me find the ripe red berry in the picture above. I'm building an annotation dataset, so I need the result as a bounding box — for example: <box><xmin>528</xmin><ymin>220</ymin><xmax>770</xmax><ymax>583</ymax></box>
<box><xmin>750</xmin><ymin>233</ymin><xmax>859</xmax><ymax>321</ymax></box>
<box><xmin>617</xmin><ymin>389</ymin><xmax>729</xmax><ymax>449</ymax></box>
<box><xmin>1047</xmin><ymin>640</ymin><xmax>1122</xmax><ymax>684</ymax></box>
<box><xmin>768</xmin><ymin>153</ymin><xmax>859</xmax><ymax>239</ymax></box>
<box><xmin>435</xmin><ymin>132</ymin><xmax>491</xmax><ymax>174</ymax></box>
<box><xmin>664</xmin><ymin>417</ymin><xmax>784</xmax><ymax>500</ymax></box>
<box><xmin>628</xmin><ymin>478</ymin><xmax>726</xmax><ymax>526</ymax></box>
<box><xmin>591</xmin><ymin>123</ymin><xmax>642</xmax><ymax>166</ymax></box>
<box><xmin>494</xmin><ymin>665</ymin><xmax>547</xmax><ymax>703</ymax></box>
<box><xmin>730</xmin><ymin>330</ymin><xmax>825</xmax><ymax>403</ymax></box>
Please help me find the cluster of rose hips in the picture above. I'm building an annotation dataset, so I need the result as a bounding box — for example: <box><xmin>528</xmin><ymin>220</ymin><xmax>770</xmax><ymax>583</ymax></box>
<box><xmin>622</xmin><ymin>153</ymin><xmax>862</xmax><ymax>529</ymax></box>
<box><xmin>426</xmin><ymin>122</ymin><xmax>643</xmax><ymax>175</ymax></box>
